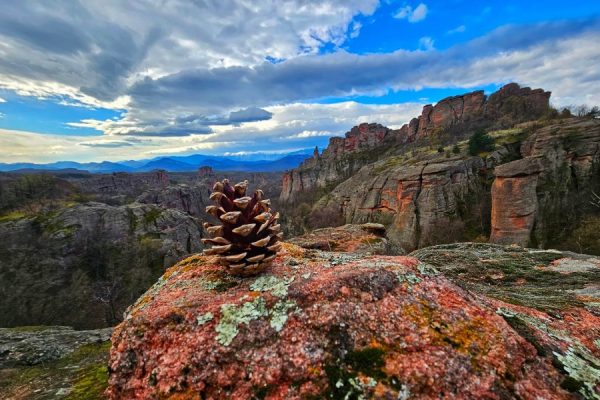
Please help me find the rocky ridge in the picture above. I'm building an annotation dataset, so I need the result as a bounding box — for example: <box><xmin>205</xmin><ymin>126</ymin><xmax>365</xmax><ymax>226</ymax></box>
<box><xmin>280</xmin><ymin>83</ymin><xmax>551</xmax><ymax>203</ymax></box>
<box><xmin>281</xmin><ymin>83</ymin><xmax>600</xmax><ymax>252</ymax></box>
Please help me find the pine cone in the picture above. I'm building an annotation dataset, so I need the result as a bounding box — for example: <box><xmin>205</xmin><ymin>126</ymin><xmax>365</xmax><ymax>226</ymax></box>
<box><xmin>202</xmin><ymin>179</ymin><xmax>283</xmax><ymax>276</ymax></box>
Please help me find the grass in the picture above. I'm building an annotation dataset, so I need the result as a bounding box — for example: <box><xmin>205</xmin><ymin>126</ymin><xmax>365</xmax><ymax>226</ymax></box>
<box><xmin>0</xmin><ymin>210</ymin><xmax>29</xmax><ymax>223</ymax></box>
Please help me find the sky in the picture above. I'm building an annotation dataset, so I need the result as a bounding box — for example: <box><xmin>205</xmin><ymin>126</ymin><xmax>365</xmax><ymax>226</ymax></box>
<box><xmin>0</xmin><ymin>0</ymin><xmax>599</xmax><ymax>163</ymax></box>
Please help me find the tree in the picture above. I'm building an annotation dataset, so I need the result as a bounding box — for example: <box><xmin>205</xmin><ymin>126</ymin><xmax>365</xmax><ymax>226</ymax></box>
<box><xmin>468</xmin><ymin>129</ymin><xmax>495</xmax><ymax>156</ymax></box>
<box><xmin>452</xmin><ymin>144</ymin><xmax>461</xmax><ymax>154</ymax></box>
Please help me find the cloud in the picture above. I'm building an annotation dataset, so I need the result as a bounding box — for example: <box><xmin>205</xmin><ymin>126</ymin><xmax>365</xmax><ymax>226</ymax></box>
<box><xmin>79</xmin><ymin>140</ymin><xmax>135</xmax><ymax>148</ymax></box>
<box><xmin>447</xmin><ymin>25</ymin><xmax>466</xmax><ymax>35</ymax></box>
<box><xmin>124</xmin><ymin>19</ymin><xmax>600</xmax><ymax>116</ymax></box>
<box><xmin>0</xmin><ymin>2</ymin><xmax>599</xmax><ymax>148</ymax></box>
<box><xmin>0</xmin><ymin>101</ymin><xmax>424</xmax><ymax>163</ymax></box>
<box><xmin>0</xmin><ymin>0</ymin><xmax>379</xmax><ymax>106</ymax></box>
<box><xmin>285</xmin><ymin>130</ymin><xmax>332</xmax><ymax>139</ymax></box>
<box><xmin>394</xmin><ymin>3</ymin><xmax>428</xmax><ymax>23</ymax></box>
<box><xmin>418</xmin><ymin>36</ymin><xmax>435</xmax><ymax>50</ymax></box>
<box><xmin>0</xmin><ymin>97</ymin><xmax>6</xmax><ymax>103</ymax></box>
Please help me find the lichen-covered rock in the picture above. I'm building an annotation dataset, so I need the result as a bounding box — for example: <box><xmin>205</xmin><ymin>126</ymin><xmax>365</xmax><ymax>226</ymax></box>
<box><xmin>107</xmin><ymin>243</ymin><xmax>591</xmax><ymax>399</ymax></box>
<box><xmin>287</xmin><ymin>223</ymin><xmax>393</xmax><ymax>254</ymax></box>
<box><xmin>412</xmin><ymin>242</ymin><xmax>600</xmax><ymax>399</ymax></box>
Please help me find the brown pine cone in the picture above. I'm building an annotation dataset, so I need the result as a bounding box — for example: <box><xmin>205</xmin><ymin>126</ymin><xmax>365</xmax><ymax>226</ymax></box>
<box><xmin>202</xmin><ymin>179</ymin><xmax>283</xmax><ymax>276</ymax></box>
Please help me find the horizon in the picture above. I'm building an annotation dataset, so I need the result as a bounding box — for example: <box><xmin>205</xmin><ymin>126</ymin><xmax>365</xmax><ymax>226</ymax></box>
<box><xmin>0</xmin><ymin>1</ymin><xmax>599</xmax><ymax>163</ymax></box>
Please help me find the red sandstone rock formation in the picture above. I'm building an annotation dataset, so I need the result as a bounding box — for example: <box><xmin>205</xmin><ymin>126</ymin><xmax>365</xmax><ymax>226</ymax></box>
<box><xmin>281</xmin><ymin>83</ymin><xmax>551</xmax><ymax>204</ymax></box>
<box><xmin>490</xmin><ymin>158</ymin><xmax>544</xmax><ymax>246</ymax></box>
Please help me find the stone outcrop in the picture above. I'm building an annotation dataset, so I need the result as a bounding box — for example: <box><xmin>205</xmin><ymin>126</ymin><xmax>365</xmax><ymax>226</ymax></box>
<box><xmin>490</xmin><ymin>118</ymin><xmax>600</xmax><ymax>246</ymax></box>
<box><xmin>107</xmin><ymin>242</ymin><xmax>600</xmax><ymax>399</ymax></box>
<box><xmin>322</xmin><ymin>154</ymin><xmax>491</xmax><ymax>251</ymax></box>
<box><xmin>287</xmin><ymin>223</ymin><xmax>393</xmax><ymax>254</ymax></box>
<box><xmin>0</xmin><ymin>326</ymin><xmax>112</xmax><ymax>368</ymax></box>
<box><xmin>0</xmin><ymin>326</ymin><xmax>112</xmax><ymax>399</ymax></box>
<box><xmin>280</xmin><ymin>123</ymin><xmax>391</xmax><ymax>202</ymax></box>
<box><xmin>0</xmin><ymin>202</ymin><xmax>203</xmax><ymax>329</ymax></box>
<box><xmin>281</xmin><ymin>83</ymin><xmax>551</xmax><ymax>203</ymax></box>
<box><xmin>490</xmin><ymin>158</ymin><xmax>544</xmax><ymax>245</ymax></box>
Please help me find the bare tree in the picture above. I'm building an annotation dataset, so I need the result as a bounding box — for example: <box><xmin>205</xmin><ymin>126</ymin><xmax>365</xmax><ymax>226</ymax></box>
<box><xmin>592</xmin><ymin>191</ymin><xmax>600</xmax><ymax>209</ymax></box>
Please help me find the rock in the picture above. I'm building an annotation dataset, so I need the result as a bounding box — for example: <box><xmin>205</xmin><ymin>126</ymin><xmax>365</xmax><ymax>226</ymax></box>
<box><xmin>280</xmin><ymin>83</ymin><xmax>551</xmax><ymax>204</ymax></box>
<box><xmin>490</xmin><ymin>158</ymin><xmax>545</xmax><ymax>246</ymax></box>
<box><xmin>0</xmin><ymin>326</ymin><xmax>112</xmax><ymax>367</ymax></box>
<box><xmin>489</xmin><ymin>119</ymin><xmax>600</xmax><ymax>247</ymax></box>
<box><xmin>411</xmin><ymin>242</ymin><xmax>600</xmax><ymax>400</ymax></box>
<box><xmin>280</xmin><ymin>123</ymin><xmax>391</xmax><ymax>203</ymax></box>
<box><xmin>107</xmin><ymin>244</ymin><xmax>595</xmax><ymax>399</ymax></box>
<box><xmin>287</xmin><ymin>223</ymin><xmax>393</xmax><ymax>254</ymax></box>
<box><xmin>323</xmin><ymin>155</ymin><xmax>490</xmax><ymax>251</ymax></box>
<box><xmin>0</xmin><ymin>326</ymin><xmax>112</xmax><ymax>399</ymax></box>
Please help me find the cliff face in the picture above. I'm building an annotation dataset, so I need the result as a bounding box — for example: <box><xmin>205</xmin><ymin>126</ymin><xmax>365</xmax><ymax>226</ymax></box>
<box><xmin>491</xmin><ymin>118</ymin><xmax>600</xmax><ymax>247</ymax></box>
<box><xmin>107</xmin><ymin>242</ymin><xmax>600</xmax><ymax>399</ymax></box>
<box><xmin>322</xmin><ymin>155</ymin><xmax>491</xmax><ymax>250</ymax></box>
<box><xmin>281</xmin><ymin>83</ymin><xmax>600</xmax><ymax>252</ymax></box>
<box><xmin>281</xmin><ymin>83</ymin><xmax>551</xmax><ymax>203</ymax></box>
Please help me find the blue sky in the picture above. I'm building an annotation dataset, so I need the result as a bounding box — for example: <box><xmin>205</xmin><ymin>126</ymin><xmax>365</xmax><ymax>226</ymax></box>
<box><xmin>0</xmin><ymin>0</ymin><xmax>599</xmax><ymax>163</ymax></box>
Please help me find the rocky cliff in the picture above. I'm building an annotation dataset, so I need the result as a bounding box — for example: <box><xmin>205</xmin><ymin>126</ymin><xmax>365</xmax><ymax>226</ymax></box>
<box><xmin>107</xmin><ymin>241</ymin><xmax>600</xmax><ymax>399</ymax></box>
<box><xmin>491</xmin><ymin>118</ymin><xmax>600</xmax><ymax>247</ymax></box>
<box><xmin>281</xmin><ymin>84</ymin><xmax>600</xmax><ymax>253</ymax></box>
<box><xmin>280</xmin><ymin>83</ymin><xmax>551</xmax><ymax>203</ymax></box>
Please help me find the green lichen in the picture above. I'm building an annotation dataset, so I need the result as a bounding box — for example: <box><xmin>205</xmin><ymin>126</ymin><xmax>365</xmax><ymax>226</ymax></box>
<box><xmin>396</xmin><ymin>272</ymin><xmax>421</xmax><ymax>285</ymax></box>
<box><xmin>595</xmin><ymin>339</ymin><xmax>600</xmax><ymax>350</ymax></box>
<box><xmin>497</xmin><ymin>307</ymin><xmax>600</xmax><ymax>399</ymax></box>
<box><xmin>417</xmin><ymin>263</ymin><xmax>438</xmax><ymax>276</ymax></box>
<box><xmin>196</xmin><ymin>312</ymin><xmax>214</xmax><ymax>325</ymax></box>
<box><xmin>269</xmin><ymin>300</ymin><xmax>297</xmax><ymax>332</ymax></box>
<box><xmin>555</xmin><ymin>345</ymin><xmax>600</xmax><ymax>400</ymax></box>
<box><xmin>213</xmin><ymin>274</ymin><xmax>302</xmax><ymax>346</ymax></box>
<box><xmin>216</xmin><ymin>297</ymin><xmax>268</xmax><ymax>346</ymax></box>
<box><xmin>250</xmin><ymin>275</ymin><xmax>295</xmax><ymax>298</ymax></box>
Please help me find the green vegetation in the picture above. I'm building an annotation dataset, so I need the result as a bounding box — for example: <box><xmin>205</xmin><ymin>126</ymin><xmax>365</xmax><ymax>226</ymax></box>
<box><xmin>0</xmin><ymin>210</ymin><xmax>28</xmax><ymax>223</ymax></box>
<box><xmin>143</xmin><ymin>208</ymin><xmax>162</xmax><ymax>225</ymax></box>
<box><xmin>468</xmin><ymin>129</ymin><xmax>495</xmax><ymax>156</ymax></box>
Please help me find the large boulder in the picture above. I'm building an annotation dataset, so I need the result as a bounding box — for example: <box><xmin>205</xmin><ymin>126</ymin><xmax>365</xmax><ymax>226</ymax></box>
<box><xmin>107</xmin><ymin>243</ymin><xmax>598</xmax><ymax>399</ymax></box>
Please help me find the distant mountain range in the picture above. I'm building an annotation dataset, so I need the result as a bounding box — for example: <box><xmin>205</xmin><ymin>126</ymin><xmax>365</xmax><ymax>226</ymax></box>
<box><xmin>0</xmin><ymin>149</ymin><xmax>314</xmax><ymax>173</ymax></box>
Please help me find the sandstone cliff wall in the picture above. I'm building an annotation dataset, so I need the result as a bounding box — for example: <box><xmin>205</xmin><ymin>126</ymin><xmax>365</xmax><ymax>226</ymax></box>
<box><xmin>281</xmin><ymin>83</ymin><xmax>551</xmax><ymax>204</ymax></box>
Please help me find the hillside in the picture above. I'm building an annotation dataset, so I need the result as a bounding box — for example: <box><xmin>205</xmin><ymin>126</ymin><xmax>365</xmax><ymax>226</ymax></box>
<box><xmin>280</xmin><ymin>84</ymin><xmax>600</xmax><ymax>253</ymax></box>
<box><xmin>0</xmin><ymin>168</ymin><xmax>282</xmax><ymax>328</ymax></box>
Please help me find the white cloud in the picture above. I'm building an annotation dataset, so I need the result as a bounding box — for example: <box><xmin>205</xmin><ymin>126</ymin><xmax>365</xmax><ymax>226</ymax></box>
<box><xmin>447</xmin><ymin>25</ymin><xmax>466</xmax><ymax>35</ymax></box>
<box><xmin>418</xmin><ymin>36</ymin><xmax>435</xmax><ymax>50</ymax></box>
<box><xmin>0</xmin><ymin>97</ymin><xmax>6</xmax><ymax>103</ymax></box>
<box><xmin>285</xmin><ymin>130</ymin><xmax>332</xmax><ymax>139</ymax></box>
<box><xmin>394</xmin><ymin>3</ymin><xmax>428</xmax><ymax>23</ymax></box>
<box><xmin>0</xmin><ymin>101</ymin><xmax>424</xmax><ymax>163</ymax></box>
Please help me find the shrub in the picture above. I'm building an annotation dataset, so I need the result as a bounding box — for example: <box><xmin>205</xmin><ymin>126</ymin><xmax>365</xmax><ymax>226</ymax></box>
<box><xmin>452</xmin><ymin>144</ymin><xmax>460</xmax><ymax>154</ymax></box>
<box><xmin>468</xmin><ymin>129</ymin><xmax>495</xmax><ymax>156</ymax></box>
